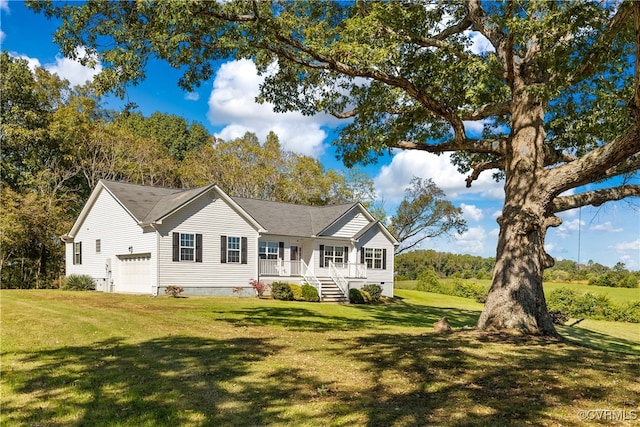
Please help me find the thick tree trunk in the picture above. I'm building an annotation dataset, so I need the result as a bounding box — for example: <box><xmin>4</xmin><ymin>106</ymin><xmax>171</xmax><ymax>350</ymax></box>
<box><xmin>477</xmin><ymin>208</ymin><xmax>558</xmax><ymax>336</ymax></box>
<box><xmin>477</xmin><ymin>86</ymin><xmax>559</xmax><ymax>336</ymax></box>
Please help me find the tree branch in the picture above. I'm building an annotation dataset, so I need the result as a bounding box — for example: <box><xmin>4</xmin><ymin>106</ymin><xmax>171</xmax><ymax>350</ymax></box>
<box><xmin>395</xmin><ymin>136</ymin><xmax>507</xmax><ymax>155</ymax></box>
<box><xmin>565</xmin><ymin>2</ymin><xmax>634</xmax><ymax>85</ymax></box>
<box><xmin>459</xmin><ymin>100</ymin><xmax>511</xmax><ymax>120</ymax></box>
<box><xmin>552</xmin><ymin>185</ymin><xmax>640</xmax><ymax>213</ymax></box>
<box><xmin>466</xmin><ymin>159</ymin><xmax>503</xmax><ymax>187</ymax></box>
<box><xmin>546</xmin><ymin>124</ymin><xmax>640</xmax><ymax>195</ymax></box>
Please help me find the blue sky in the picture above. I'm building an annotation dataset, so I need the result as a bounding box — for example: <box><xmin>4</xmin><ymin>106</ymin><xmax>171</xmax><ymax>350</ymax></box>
<box><xmin>2</xmin><ymin>1</ymin><xmax>639</xmax><ymax>269</ymax></box>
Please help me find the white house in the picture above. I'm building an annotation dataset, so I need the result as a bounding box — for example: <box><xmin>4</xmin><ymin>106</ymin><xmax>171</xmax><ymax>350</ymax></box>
<box><xmin>62</xmin><ymin>180</ymin><xmax>398</xmax><ymax>300</ymax></box>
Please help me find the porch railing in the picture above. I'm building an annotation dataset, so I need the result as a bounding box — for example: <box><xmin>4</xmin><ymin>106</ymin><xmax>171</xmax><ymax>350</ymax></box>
<box><xmin>328</xmin><ymin>261</ymin><xmax>348</xmax><ymax>296</ymax></box>
<box><xmin>259</xmin><ymin>259</ymin><xmax>302</xmax><ymax>277</ymax></box>
<box><xmin>259</xmin><ymin>259</ymin><xmax>367</xmax><ymax>279</ymax></box>
<box><xmin>301</xmin><ymin>260</ymin><xmax>322</xmax><ymax>297</ymax></box>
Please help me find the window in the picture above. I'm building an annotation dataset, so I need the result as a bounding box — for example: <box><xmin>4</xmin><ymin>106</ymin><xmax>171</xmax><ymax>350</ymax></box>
<box><xmin>73</xmin><ymin>242</ymin><xmax>82</xmax><ymax>265</ymax></box>
<box><xmin>364</xmin><ymin>248</ymin><xmax>383</xmax><ymax>269</ymax></box>
<box><xmin>259</xmin><ymin>241</ymin><xmax>279</xmax><ymax>260</ymax></box>
<box><xmin>180</xmin><ymin>233</ymin><xmax>195</xmax><ymax>261</ymax></box>
<box><xmin>227</xmin><ymin>236</ymin><xmax>240</xmax><ymax>263</ymax></box>
<box><xmin>221</xmin><ymin>235</ymin><xmax>247</xmax><ymax>264</ymax></box>
<box><xmin>322</xmin><ymin>245</ymin><xmax>345</xmax><ymax>267</ymax></box>
<box><xmin>96</xmin><ymin>239</ymin><xmax>101</xmax><ymax>254</ymax></box>
<box><xmin>362</xmin><ymin>247</ymin><xmax>386</xmax><ymax>270</ymax></box>
<box><xmin>172</xmin><ymin>232</ymin><xmax>202</xmax><ymax>262</ymax></box>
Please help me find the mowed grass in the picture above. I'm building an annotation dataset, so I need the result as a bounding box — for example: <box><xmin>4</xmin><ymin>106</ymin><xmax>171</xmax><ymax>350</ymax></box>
<box><xmin>2</xmin><ymin>290</ymin><xmax>639</xmax><ymax>427</ymax></box>
<box><xmin>397</xmin><ymin>279</ymin><xmax>639</xmax><ymax>305</ymax></box>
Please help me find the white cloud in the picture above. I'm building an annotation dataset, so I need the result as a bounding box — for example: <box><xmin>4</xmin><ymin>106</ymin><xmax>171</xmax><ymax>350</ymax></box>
<box><xmin>45</xmin><ymin>47</ymin><xmax>102</xmax><ymax>87</ymax></box>
<box><xmin>0</xmin><ymin>29</ymin><xmax>5</xmax><ymax>44</ymax></box>
<box><xmin>589</xmin><ymin>221</ymin><xmax>623</xmax><ymax>233</ymax></box>
<box><xmin>555</xmin><ymin>218</ymin><xmax>584</xmax><ymax>238</ymax></box>
<box><xmin>207</xmin><ymin>59</ymin><xmax>336</xmax><ymax>157</ymax></box>
<box><xmin>185</xmin><ymin>92</ymin><xmax>200</xmax><ymax>101</ymax></box>
<box><xmin>466</xmin><ymin>31</ymin><xmax>495</xmax><ymax>55</ymax></box>
<box><xmin>0</xmin><ymin>0</ymin><xmax>9</xmax><ymax>13</ymax></box>
<box><xmin>544</xmin><ymin>242</ymin><xmax>555</xmax><ymax>252</ymax></box>
<box><xmin>461</xmin><ymin>203</ymin><xmax>484</xmax><ymax>222</ymax></box>
<box><xmin>374</xmin><ymin>150</ymin><xmax>504</xmax><ymax>203</ymax></box>
<box><xmin>12</xmin><ymin>48</ymin><xmax>102</xmax><ymax>87</ymax></box>
<box><xmin>454</xmin><ymin>226</ymin><xmax>487</xmax><ymax>254</ymax></box>
<box><xmin>13</xmin><ymin>53</ymin><xmax>42</xmax><ymax>71</ymax></box>
<box><xmin>611</xmin><ymin>239</ymin><xmax>640</xmax><ymax>252</ymax></box>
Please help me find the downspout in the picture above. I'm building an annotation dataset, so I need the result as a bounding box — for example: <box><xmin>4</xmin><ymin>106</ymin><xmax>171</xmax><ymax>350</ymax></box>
<box><xmin>150</xmin><ymin>223</ymin><xmax>161</xmax><ymax>296</ymax></box>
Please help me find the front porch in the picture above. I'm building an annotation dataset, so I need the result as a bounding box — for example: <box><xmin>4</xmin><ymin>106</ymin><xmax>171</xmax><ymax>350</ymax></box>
<box><xmin>258</xmin><ymin>259</ymin><xmax>367</xmax><ymax>280</ymax></box>
<box><xmin>258</xmin><ymin>259</ymin><xmax>367</xmax><ymax>302</ymax></box>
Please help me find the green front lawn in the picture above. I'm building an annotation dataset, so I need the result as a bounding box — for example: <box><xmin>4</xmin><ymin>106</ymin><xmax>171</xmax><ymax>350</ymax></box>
<box><xmin>2</xmin><ymin>290</ymin><xmax>638</xmax><ymax>426</ymax></box>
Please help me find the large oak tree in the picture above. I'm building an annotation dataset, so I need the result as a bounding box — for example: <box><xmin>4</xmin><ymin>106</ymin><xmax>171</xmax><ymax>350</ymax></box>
<box><xmin>30</xmin><ymin>0</ymin><xmax>640</xmax><ymax>335</ymax></box>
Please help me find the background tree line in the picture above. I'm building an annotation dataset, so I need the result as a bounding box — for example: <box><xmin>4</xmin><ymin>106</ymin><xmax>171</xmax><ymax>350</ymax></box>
<box><xmin>0</xmin><ymin>53</ymin><xmax>382</xmax><ymax>289</ymax></box>
<box><xmin>396</xmin><ymin>250</ymin><xmax>639</xmax><ymax>288</ymax></box>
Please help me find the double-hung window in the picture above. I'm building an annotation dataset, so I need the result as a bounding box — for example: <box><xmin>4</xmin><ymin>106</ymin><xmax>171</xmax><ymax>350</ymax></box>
<box><xmin>172</xmin><ymin>232</ymin><xmax>202</xmax><ymax>262</ymax></box>
<box><xmin>220</xmin><ymin>235</ymin><xmax>247</xmax><ymax>264</ymax></box>
<box><xmin>364</xmin><ymin>248</ymin><xmax>383</xmax><ymax>269</ymax></box>
<box><xmin>180</xmin><ymin>233</ymin><xmax>195</xmax><ymax>261</ymax></box>
<box><xmin>362</xmin><ymin>247</ymin><xmax>386</xmax><ymax>270</ymax></box>
<box><xmin>322</xmin><ymin>245</ymin><xmax>345</xmax><ymax>267</ymax></box>
<box><xmin>73</xmin><ymin>242</ymin><xmax>82</xmax><ymax>265</ymax></box>
<box><xmin>227</xmin><ymin>236</ymin><xmax>241</xmax><ymax>263</ymax></box>
<box><xmin>259</xmin><ymin>241</ymin><xmax>279</xmax><ymax>260</ymax></box>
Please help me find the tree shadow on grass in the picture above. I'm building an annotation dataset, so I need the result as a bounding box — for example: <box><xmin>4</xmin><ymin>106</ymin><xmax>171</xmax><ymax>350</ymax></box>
<box><xmin>322</xmin><ymin>331</ymin><xmax>639</xmax><ymax>427</ymax></box>
<box><xmin>214</xmin><ymin>299</ymin><xmax>479</xmax><ymax>332</ymax></box>
<box><xmin>2</xmin><ymin>336</ymin><xmax>335</xmax><ymax>426</ymax></box>
<box><xmin>557</xmin><ymin>325</ymin><xmax>640</xmax><ymax>356</ymax></box>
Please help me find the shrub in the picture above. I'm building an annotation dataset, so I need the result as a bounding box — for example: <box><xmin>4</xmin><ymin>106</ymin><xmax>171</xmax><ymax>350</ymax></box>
<box><xmin>362</xmin><ymin>284</ymin><xmax>382</xmax><ymax>302</ymax></box>
<box><xmin>301</xmin><ymin>284</ymin><xmax>320</xmax><ymax>302</ymax></box>
<box><xmin>165</xmin><ymin>285</ymin><xmax>184</xmax><ymax>298</ymax></box>
<box><xmin>249</xmin><ymin>279</ymin><xmax>270</xmax><ymax>297</ymax></box>
<box><xmin>417</xmin><ymin>268</ymin><xmax>440</xmax><ymax>292</ymax></box>
<box><xmin>61</xmin><ymin>274</ymin><xmax>94</xmax><ymax>291</ymax></box>
<box><xmin>546</xmin><ymin>287</ymin><xmax>639</xmax><ymax>323</ymax></box>
<box><xmin>271</xmin><ymin>281</ymin><xmax>293</xmax><ymax>301</ymax></box>
<box><xmin>290</xmin><ymin>284</ymin><xmax>303</xmax><ymax>301</ymax></box>
<box><xmin>349</xmin><ymin>288</ymin><xmax>365</xmax><ymax>304</ymax></box>
<box><xmin>360</xmin><ymin>290</ymin><xmax>372</xmax><ymax>303</ymax></box>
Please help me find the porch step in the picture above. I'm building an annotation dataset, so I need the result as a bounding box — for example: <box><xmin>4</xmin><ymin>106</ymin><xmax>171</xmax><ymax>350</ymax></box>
<box><xmin>318</xmin><ymin>278</ymin><xmax>348</xmax><ymax>303</ymax></box>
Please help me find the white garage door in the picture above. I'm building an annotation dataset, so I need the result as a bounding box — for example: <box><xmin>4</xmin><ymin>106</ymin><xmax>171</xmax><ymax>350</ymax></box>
<box><xmin>117</xmin><ymin>253</ymin><xmax>152</xmax><ymax>294</ymax></box>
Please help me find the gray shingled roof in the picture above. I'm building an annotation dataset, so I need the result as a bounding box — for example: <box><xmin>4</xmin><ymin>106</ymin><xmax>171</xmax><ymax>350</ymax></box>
<box><xmin>232</xmin><ymin>197</ymin><xmax>356</xmax><ymax>237</ymax></box>
<box><xmin>101</xmin><ymin>180</ymin><xmax>212</xmax><ymax>223</ymax></box>
<box><xmin>100</xmin><ymin>180</ymin><xmax>359</xmax><ymax>238</ymax></box>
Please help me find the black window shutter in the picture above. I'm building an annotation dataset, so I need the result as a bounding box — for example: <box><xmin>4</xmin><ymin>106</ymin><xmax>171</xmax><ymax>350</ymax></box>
<box><xmin>360</xmin><ymin>248</ymin><xmax>365</xmax><ymax>264</ymax></box>
<box><xmin>319</xmin><ymin>245</ymin><xmax>324</xmax><ymax>268</ymax></box>
<box><xmin>241</xmin><ymin>237</ymin><xmax>248</xmax><ymax>264</ymax></box>
<box><xmin>220</xmin><ymin>235</ymin><xmax>227</xmax><ymax>263</ymax></box>
<box><xmin>173</xmin><ymin>233</ymin><xmax>180</xmax><ymax>261</ymax></box>
<box><xmin>382</xmin><ymin>248</ymin><xmax>387</xmax><ymax>270</ymax></box>
<box><xmin>196</xmin><ymin>234</ymin><xmax>203</xmax><ymax>263</ymax></box>
<box><xmin>279</xmin><ymin>241</ymin><xmax>285</xmax><ymax>260</ymax></box>
<box><xmin>78</xmin><ymin>242</ymin><xmax>82</xmax><ymax>265</ymax></box>
<box><xmin>344</xmin><ymin>246</ymin><xmax>349</xmax><ymax>264</ymax></box>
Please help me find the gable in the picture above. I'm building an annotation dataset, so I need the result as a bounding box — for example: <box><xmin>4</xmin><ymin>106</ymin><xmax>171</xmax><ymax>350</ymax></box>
<box><xmin>319</xmin><ymin>208</ymin><xmax>371</xmax><ymax>238</ymax></box>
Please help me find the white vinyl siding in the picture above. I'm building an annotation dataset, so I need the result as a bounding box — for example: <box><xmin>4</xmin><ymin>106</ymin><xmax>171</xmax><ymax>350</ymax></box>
<box><xmin>66</xmin><ymin>186</ymin><xmax>156</xmax><ymax>293</ymax></box>
<box><xmin>356</xmin><ymin>226</ymin><xmax>395</xmax><ymax>297</ymax></box>
<box><xmin>158</xmin><ymin>191</ymin><xmax>258</xmax><ymax>289</ymax></box>
<box><xmin>322</xmin><ymin>209</ymin><xmax>370</xmax><ymax>238</ymax></box>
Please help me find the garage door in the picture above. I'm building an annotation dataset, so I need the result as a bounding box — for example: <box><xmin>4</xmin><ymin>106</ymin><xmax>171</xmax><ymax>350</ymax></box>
<box><xmin>117</xmin><ymin>253</ymin><xmax>152</xmax><ymax>294</ymax></box>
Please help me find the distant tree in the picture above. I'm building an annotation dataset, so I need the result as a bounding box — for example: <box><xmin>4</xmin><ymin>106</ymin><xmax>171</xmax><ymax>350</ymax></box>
<box><xmin>389</xmin><ymin>177</ymin><xmax>466</xmax><ymax>254</ymax></box>
<box><xmin>115</xmin><ymin>111</ymin><xmax>211</xmax><ymax>161</ymax></box>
